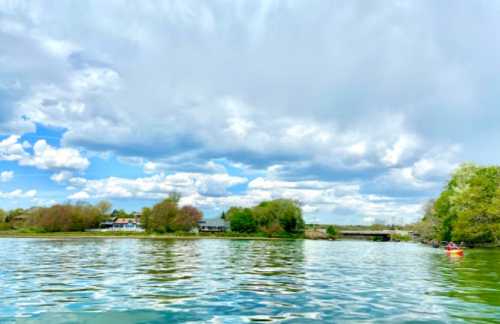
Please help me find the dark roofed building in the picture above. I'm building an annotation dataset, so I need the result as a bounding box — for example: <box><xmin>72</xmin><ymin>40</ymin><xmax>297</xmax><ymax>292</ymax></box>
<box><xmin>198</xmin><ymin>218</ymin><xmax>230</xmax><ymax>232</ymax></box>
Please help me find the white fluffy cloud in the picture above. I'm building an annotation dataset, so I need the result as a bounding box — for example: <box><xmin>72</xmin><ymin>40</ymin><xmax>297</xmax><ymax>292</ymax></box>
<box><xmin>66</xmin><ymin>172</ymin><xmax>423</xmax><ymax>224</ymax></box>
<box><xmin>68</xmin><ymin>172</ymin><xmax>248</xmax><ymax>201</ymax></box>
<box><xmin>373</xmin><ymin>149</ymin><xmax>460</xmax><ymax>192</ymax></box>
<box><xmin>375</xmin><ymin>167</ymin><xmax>438</xmax><ymax>191</ymax></box>
<box><xmin>0</xmin><ymin>189</ymin><xmax>37</xmax><ymax>199</ymax></box>
<box><xmin>244</xmin><ymin>177</ymin><xmax>423</xmax><ymax>224</ymax></box>
<box><xmin>50</xmin><ymin>171</ymin><xmax>74</xmax><ymax>183</ymax></box>
<box><xmin>381</xmin><ymin>134</ymin><xmax>421</xmax><ymax>167</ymax></box>
<box><xmin>143</xmin><ymin>161</ymin><xmax>159</xmax><ymax>174</ymax></box>
<box><xmin>68</xmin><ymin>191</ymin><xmax>90</xmax><ymax>200</ymax></box>
<box><xmin>0</xmin><ymin>135</ymin><xmax>89</xmax><ymax>175</ymax></box>
<box><xmin>2</xmin><ymin>1</ymin><xmax>498</xmax><ymax>222</ymax></box>
<box><xmin>0</xmin><ymin>170</ymin><xmax>14</xmax><ymax>182</ymax></box>
<box><xmin>0</xmin><ymin>135</ymin><xmax>28</xmax><ymax>161</ymax></box>
<box><xmin>3</xmin><ymin>1</ymin><xmax>494</xmax><ymax>174</ymax></box>
<box><xmin>0</xmin><ymin>136</ymin><xmax>89</xmax><ymax>171</ymax></box>
<box><xmin>21</xmin><ymin>140</ymin><xmax>89</xmax><ymax>171</ymax></box>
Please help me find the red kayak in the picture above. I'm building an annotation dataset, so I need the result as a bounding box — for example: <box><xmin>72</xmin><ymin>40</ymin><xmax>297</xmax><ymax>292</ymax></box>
<box><xmin>446</xmin><ymin>249</ymin><xmax>464</xmax><ymax>256</ymax></box>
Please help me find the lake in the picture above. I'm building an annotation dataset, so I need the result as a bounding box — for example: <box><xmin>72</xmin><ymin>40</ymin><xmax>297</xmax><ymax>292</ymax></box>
<box><xmin>0</xmin><ymin>238</ymin><xmax>498</xmax><ymax>323</ymax></box>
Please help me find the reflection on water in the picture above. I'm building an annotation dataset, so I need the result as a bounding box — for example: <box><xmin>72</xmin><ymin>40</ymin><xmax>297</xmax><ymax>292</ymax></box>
<box><xmin>0</xmin><ymin>238</ymin><xmax>498</xmax><ymax>323</ymax></box>
<box><xmin>430</xmin><ymin>248</ymin><xmax>500</xmax><ymax>322</ymax></box>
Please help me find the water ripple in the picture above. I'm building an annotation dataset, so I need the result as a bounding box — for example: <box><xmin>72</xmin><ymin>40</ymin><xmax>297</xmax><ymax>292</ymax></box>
<box><xmin>0</xmin><ymin>238</ymin><xmax>498</xmax><ymax>323</ymax></box>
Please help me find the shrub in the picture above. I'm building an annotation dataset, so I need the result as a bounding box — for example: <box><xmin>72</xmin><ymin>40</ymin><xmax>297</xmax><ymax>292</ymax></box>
<box><xmin>326</xmin><ymin>225</ymin><xmax>337</xmax><ymax>238</ymax></box>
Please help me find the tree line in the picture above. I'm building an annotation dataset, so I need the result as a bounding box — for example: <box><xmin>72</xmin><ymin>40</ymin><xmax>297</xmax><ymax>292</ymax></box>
<box><xmin>415</xmin><ymin>163</ymin><xmax>500</xmax><ymax>246</ymax></box>
<box><xmin>0</xmin><ymin>193</ymin><xmax>305</xmax><ymax>236</ymax></box>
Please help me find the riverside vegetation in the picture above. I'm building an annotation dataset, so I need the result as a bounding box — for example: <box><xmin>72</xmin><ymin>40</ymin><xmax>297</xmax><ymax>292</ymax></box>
<box><xmin>1</xmin><ymin>164</ymin><xmax>499</xmax><ymax>245</ymax></box>
<box><xmin>0</xmin><ymin>194</ymin><xmax>305</xmax><ymax>238</ymax></box>
<box><xmin>414</xmin><ymin>163</ymin><xmax>500</xmax><ymax>246</ymax></box>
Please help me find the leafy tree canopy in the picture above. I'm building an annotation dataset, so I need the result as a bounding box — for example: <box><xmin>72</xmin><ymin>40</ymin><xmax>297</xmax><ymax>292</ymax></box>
<box><xmin>146</xmin><ymin>192</ymin><xmax>202</xmax><ymax>233</ymax></box>
<box><xmin>226</xmin><ymin>199</ymin><xmax>305</xmax><ymax>235</ymax></box>
<box><xmin>326</xmin><ymin>225</ymin><xmax>337</xmax><ymax>238</ymax></box>
<box><xmin>226</xmin><ymin>208</ymin><xmax>256</xmax><ymax>233</ymax></box>
<box><xmin>416</xmin><ymin>163</ymin><xmax>500</xmax><ymax>245</ymax></box>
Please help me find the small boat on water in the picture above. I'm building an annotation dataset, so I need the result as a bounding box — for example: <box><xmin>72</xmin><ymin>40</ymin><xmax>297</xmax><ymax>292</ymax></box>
<box><xmin>444</xmin><ymin>241</ymin><xmax>464</xmax><ymax>257</ymax></box>
<box><xmin>446</xmin><ymin>249</ymin><xmax>464</xmax><ymax>257</ymax></box>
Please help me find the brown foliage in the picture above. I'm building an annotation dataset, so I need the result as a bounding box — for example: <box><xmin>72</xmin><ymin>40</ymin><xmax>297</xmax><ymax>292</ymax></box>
<box><xmin>148</xmin><ymin>193</ymin><xmax>203</xmax><ymax>233</ymax></box>
<box><xmin>175</xmin><ymin>206</ymin><xmax>203</xmax><ymax>231</ymax></box>
<box><xmin>28</xmin><ymin>203</ymin><xmax>106</xmax><ymax>232</ymax></box>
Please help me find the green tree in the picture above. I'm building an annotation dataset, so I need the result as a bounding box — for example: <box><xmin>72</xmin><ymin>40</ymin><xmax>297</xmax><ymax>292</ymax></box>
<box><xmin>0</xmin><ymin>209</ymin><xmax>11</xmax><ymax>230</ymax></box>
<box><xmin>451</xmin><ymin>166</ymin><xmax>500</xmax><ymax>243</ymax></box>
<box><xmin>150</xmin><ymin>196</ymin><xmax>179</xmax><ymax>233</ymax></box>
<box><xmin>253</xmin><ymin>199</ymin><xmax>304</xmax><ymax>234</ymax></box>
<box><xmin>486</xmin><ymin>188</ymin><xmax>500</xmax><ymax>243</ymax></box>
<box><xmin>227</xmin><ymin>208</ymin><xmax>256</xmax><ymax>233</ymax></box>
<box><xmin>0</xmin><ymin>209</ymin><xmax>6</xmax><ymax>223</ymax></box>
<box><xmin>417</xmin><ymin>163</ymin><xmax>500</xmax><ymax>245</ymax></box>
<box><xmin>414</xmin><ymin>199</ymin><xmax>440</xmax><ymax>242</ymax></box>
<box><xmin>226</xmin><ymin>199</ymin><xmax>305</xmax><ymax>235</ymax></box>
<box><xmin>96</xmin><ymin>201</ymin><xmax>112</xmax><ymax>215</ymax></box>
<box><xmin>5</xmin><ymin>208</ymin><xmax>25</xmax><ymax>223</ymax></box>
<box><xmin>147</xmin><ymin>192</ymin><xmax>202</xmax><ymax>233</ymax></box>
<box><xmin>141</xmin><ymin>207</ymin><xmax>152</xmax><ymax>232</ymax></box>
<box><xmin>326</xmin><ymin>225</ymin><xmax>337</xmax><ymax>238</ymax></box>
<box><xmin>168</xmin><ymin>192</ymin><xmax>181</xmax><ymax>204</ymax></box>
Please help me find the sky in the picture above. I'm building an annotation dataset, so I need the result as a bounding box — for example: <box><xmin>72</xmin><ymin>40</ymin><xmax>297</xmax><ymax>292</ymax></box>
<box><xmin>1</xmin><ymin>0</ymin><xmax>499</xmax><ymax>224</ymax></box>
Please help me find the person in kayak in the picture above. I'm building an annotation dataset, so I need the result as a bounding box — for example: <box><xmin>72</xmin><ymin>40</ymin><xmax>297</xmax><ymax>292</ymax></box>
<box><xmin>446</xmin><ymin>241</ymin><xmax>459</xmax><ymax>250</ymax></box>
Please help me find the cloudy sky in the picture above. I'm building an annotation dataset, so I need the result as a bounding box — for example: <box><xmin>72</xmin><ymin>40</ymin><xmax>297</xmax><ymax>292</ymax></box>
<box><xmin>1</xmin><ymin>1</ymin><xmax>499</xmax><ymax>224</ymax></box>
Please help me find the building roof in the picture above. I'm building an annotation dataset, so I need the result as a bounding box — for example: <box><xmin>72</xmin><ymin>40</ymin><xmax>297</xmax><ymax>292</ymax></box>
<box><xmin>198</xmin><ymin>218</ymin><xmax>229</xmax><ymax>227</ymax></box>
<box><xmin>114</xmin><ymin>218</ymin><xmax>137</xmax><ymax>224</ymax></box>
<box><xmin>12</xmin><ymin>214</ymin><xmax>29</xmax><ymax>221</ymax></box>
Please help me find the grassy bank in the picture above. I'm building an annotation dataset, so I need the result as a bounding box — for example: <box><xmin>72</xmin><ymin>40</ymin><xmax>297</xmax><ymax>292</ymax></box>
<box><xmin>0</xmin><ymin>230</ymin><xmax>302</xmax><ymax>240</ymax></box>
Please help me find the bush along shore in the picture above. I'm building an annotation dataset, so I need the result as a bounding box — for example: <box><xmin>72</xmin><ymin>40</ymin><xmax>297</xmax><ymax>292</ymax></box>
<box><xmin>0</xmin><ymin>230</ymin><xmax>300</xmax><ymax>240</ymax></box>
<box><xmin>2</xmin><ymin>166</ymin><xmax>498</xmax><ymax>246</ymax></box>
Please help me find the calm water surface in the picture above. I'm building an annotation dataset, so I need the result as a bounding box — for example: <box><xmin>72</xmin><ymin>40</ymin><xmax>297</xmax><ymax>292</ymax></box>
<box><xmin>0</xmin><ymin>238</ymin><xmax>498</xmax><ymax>323</ymax></box>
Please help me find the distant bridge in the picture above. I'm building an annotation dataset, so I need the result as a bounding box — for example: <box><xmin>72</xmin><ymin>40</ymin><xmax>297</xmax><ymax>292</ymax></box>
<box><xmin>305</xmin><ymin>228</ymin><xmax>412</xmax><ymax>240</ymax></box>
<box><xmin>340</xmin><ymin>230</ymin><xmax>409</xmax><ymax>241</ymax></box>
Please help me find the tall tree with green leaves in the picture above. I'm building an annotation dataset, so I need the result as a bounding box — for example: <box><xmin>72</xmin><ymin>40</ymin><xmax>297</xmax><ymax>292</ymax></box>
<box><xmin>419</xmin><ymin>163</ymin><xmax>500</xmax><ymax>245</ymax></box>
<box><xmin>226</xmin><ymin>199</ymin><xmax>305</xmax><ymax>235</ymax></box>
<box><xmin>141</xmin><ymin>207</ymin><xmax>152</xmax><ymax>232</ymax></box>
<box><xmin>226</xmin><ymin>207</ymin><xmax>256</xmax><ymax>233</ymax></box>
<box><xmin>150</xmin><ymin>193</ymin><xmax>181</xmax><ymax>233</ymax></box>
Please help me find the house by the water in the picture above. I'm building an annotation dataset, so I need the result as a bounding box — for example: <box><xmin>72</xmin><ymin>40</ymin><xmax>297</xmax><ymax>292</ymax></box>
<box><xmin>98</xmin><ymin>213</ymin><xmax>143</xmax><ymax>231</ymax></box>
<box><xmin>197</xmin><ymin>218</ymin><xmax>230</xmax><ymax>232</ymax></box>
<box><xmin>95</xmin><ymin>214</ymin><xmax>230</xmax><ymax>233</ymax></box>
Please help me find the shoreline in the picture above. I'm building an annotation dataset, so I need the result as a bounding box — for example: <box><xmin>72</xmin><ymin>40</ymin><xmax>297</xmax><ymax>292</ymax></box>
<box><xmin>0</xmin><ymin>231</ymin><xmax>298</xmax><ymax>240</ymax></box>
<box><xmin>420</xmin><ymin>240</ymin><xmax>500</xmax><ymax>249</ymax></box>
<box><xmin>1</xmin><ymin>232</ymin><xmax>497</xmax><ymax>247</ymax></box>
<box><xmin>0</xmin><ymin>232</ymin><xmax>417</xmax><ymax>244</ymax></box>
